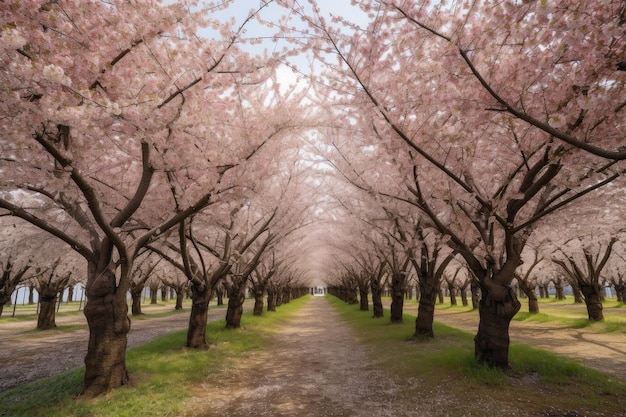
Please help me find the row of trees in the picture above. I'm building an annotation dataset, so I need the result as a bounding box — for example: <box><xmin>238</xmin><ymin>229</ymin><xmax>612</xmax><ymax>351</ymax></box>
<box><xmin>0</xmin><ymin>0</ymin><xmax>324</xmax><ymax>397</ymax></box>
<box><xmin>2</xmin><ymin>0</ymin><xmax>625</xmax><ymax>401</ymax></box>
<box><xmin>290</xmin><ymin>0</ymin><xmax>626</xmax><ymax>370</ymax></box>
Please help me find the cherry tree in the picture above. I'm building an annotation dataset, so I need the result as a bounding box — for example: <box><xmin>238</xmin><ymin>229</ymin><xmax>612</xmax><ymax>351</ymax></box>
<box><xmin>552</xmin><ymin>234</ymin><xmax>623</xmax><ymax>321</ymax></box>
<box><xmin>292</xmin><ymin>0</ymin><xmax>626</xmax><ymax>369</ymax></box>
<box><xmin>33</xmin><ymin>251</ymin><xmax>82</xmax><ymax>330</ymax></box>
<box><xmin>0</xmin><ymin>0</ymin><xmax>295</xmax><ymax>396</ymax></box>
<box><xmin>515</xmin><ymin>244</ymin><xmax>546</xmax><ymax>314</ymax></box>
<box><xmin>0</xmin><ymin>219</ymin><xmax>42</xmax><ymax>317</ymax></box>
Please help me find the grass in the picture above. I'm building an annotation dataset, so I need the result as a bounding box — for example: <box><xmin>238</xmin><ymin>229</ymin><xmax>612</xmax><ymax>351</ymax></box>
<box><xmin>0</xmin><ymin>297</ymin><xmax>309</xmax><ymax>417</ymax></box>
<box><xmin>328</xmin><ymin>296</ymin><xmax>626</xmax><ymax>416</ymax></box>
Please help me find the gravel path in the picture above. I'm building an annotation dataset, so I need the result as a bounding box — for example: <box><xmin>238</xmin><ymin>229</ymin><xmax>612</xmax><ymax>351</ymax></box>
<box><xmin>0</xmin><ymin>304</ymin><xmax>228</xmax><ymax>392</ymax></box>
<box><xmin>184</xmin><ymin>296</ymin><xmax>441</xmax><ymax>417</ymax></box>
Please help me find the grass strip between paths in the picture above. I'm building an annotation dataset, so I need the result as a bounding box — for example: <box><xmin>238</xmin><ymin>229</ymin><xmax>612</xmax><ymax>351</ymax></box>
<box><xmin>327</xmin><ymin>296</ymin><xmax>626</xmax><ymax>417</ymax></box>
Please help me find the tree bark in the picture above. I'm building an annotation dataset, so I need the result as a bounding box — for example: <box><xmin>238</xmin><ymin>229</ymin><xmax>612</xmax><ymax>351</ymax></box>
<box><xmin>358</xmin><ymin>285</ymin><xmax>369</xmax><ymax>311</ymax></box>
<box><xmin>571</xmin><ymin>283</ymin><xmax>584</xmax><ymax>304</ymax></box>
<box><xmin>474</xmin><ymin>285</ymin><xmax>521</xmax><ymax>368</ymax></box>
<box><xmin>470</xmin><ymin>281</ymin><xmax>480</xmax><ymax>310</ymax></box>
<box><xmin>225</xmin><ymin>283</ymin><xmax>246</xmax><ymax>329</ymax></box>
<box><xmin>130</xmin><ymin>282</ymin><xmax>144</xmax><ymax>316</ymax></box>
<box><xmin>370</xmin><ymin>278</ymin><xmax>384</xmax><ymax>318</ymax></box>
<box><xmin>267</xmin><ymin>287</ymin><xmax>277</xmax><ymax>312</ymax></box>
<box><xmin>580</xmin><ymin>283</ymin><xmax>604</xmax><ymax>321</ymax></box>
<box><xmin>28</xmin><ymin>284</ymin><xmax>35</xmax><ymax>305</ymax></box>
<box><xmin>414</xmin><ymin>278</ymin><xmax>437</xmax><ymax>338</ymax></box>
<box><xmin>448</xmin><ymin>283</ymin><xmax>457</xmax><ymax>306</ymax></box>
<box><xmin>253</xmin><ymin>289</ymin><xmax>264</xmax><ymax>316</ymax></box>
<box><xmin>186</xmin><ymin>283</ymin><xmax>211</xmax><ymax>349</ymax></box>
<box><xmin>517</xmin><ymin>280</ymin><xmax>539</xmax><ymax>314</ymax></box>
<box><xmin>82</xmin><ymin>268</ymin><xmax>130</xmax><ymax>398</ymax></box>
<box><xmin>37</xmin><ymin>294</ymin><xmax>58</xmax><ymax>330</ymax></box>
<box><xmin>174</xmin><ymin>287</ymin><xmax>184</xmax><ymax>310</ymax></box>
<box><xmin>460</xmin><ymin>286</ymin><xmax>469</xmax><ymax>306</ymax></box>
<box><xmin>390</xmin><ymin>272</ymin><xmax>405</xmax><ymax>323</ymax></box>
<box><xmin>67</xmin><ymin>285</ymin><xmax>74</xmax><ymax>303</ymax></box>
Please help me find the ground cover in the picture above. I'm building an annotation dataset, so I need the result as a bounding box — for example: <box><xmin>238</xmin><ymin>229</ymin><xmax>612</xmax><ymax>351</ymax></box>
<box><xmin>0</xmin><ymin>298</ymin><xmax>305</xmax><ymax>417</ymax></box>
<box><xmin>2</xmin><ymin>296</ymin><xmax>625</xmax><ymax>416</ymax></box>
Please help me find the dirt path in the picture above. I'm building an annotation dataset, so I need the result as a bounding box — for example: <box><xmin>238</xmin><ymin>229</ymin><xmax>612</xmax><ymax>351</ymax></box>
<box><xmin>420</xmin><ymin>305</ymin><xmax>626</xmax><ymax>381</ymax></box>
<box><xmin>184</xmin><ymin>296</ymin><xmax>434</xmax><ymax>417</ymax></box>
<box><xmin>0</xmin><ymin>304</ymin><xmax>228</xmax><ymax>392</ymax></box>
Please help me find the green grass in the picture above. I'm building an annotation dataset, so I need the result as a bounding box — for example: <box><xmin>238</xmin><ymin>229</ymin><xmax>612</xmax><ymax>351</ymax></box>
<box><xmin>0</xmin><ymin>297</ymin><xmax>309</xmax><ymax>417</ymax></box>
<box><xmin>327</xmin><ymin>296</ymin><xmax>626</xmax><ymax>416</ymax></box>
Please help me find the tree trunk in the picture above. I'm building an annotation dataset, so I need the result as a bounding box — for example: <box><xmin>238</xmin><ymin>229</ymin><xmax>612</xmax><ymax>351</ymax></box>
<box><xmin>470</xmin><ymin>281</ymin><xmax>480</xmax><ymax>310</ymax></box>
<box><xmin>448</xmin><ymin>283</ymin><xmax>457</xmax><ymax>306</ymax></box>
<box><xmin>253</xmin><ymin>289</ymin><xmax>264</xmax><ymax>316</ymax></box>
<box><xmin>186</xmin><ymin>283</ymin><xmax>211</xmax><ymax>349</ymax></box>
<box><xmin>216</xmin><ymin>290</ymin><xmax>224</xmax><ymax>306</ymax></box>
<box><xmin>571</xmin><ymin>283</ymin><xmax>584</xmax><ymax>304</ymax></box>
<box><xmin>150</xmin><ymin>286</ymin><xmax>158</xmax><ymax>304</ymax></box>
<box><xmin>580</xmin><ymin>283</ymin><xmax>604</xmax><ymax>321</ymax></box>
<box><xmin>225</xmin><ymin>283</ymin><xmax>246</xmax><ymax>329</ymax></box>
<box><xmin>267</xmin><ymin>287</ymin><xmax>276</xmax><ymax>312</ymax></box>
<box><xmin>517</xmin><ymin>280</ymin><xmax>539</xmax><ymax>314</ymax></box>
<box><xmin>474</xmin><ymin>285</ymin><xmax>521</xmax><ymax>368</ymax></box>
<box><xmin>555</xmin><ymin>284</ymin><xmax>565</xmax><ymax>300</ymax></box>
<box><xmin>390</xmin><ymin>272</ymin><xmax>405</xmax><ymax>323</ymax></box>
<box><xmin>161</xmin><ymin>285</ymin><xmax>168</xmax><ymax>302</ymax></box>
<box><xmin>37</xmin><ymin>293</ymin><xmax>58</xmax><ymax>330</ymax></box>
<box><xmin>130</xmin><ymin>283</ymin><xmax>144</xmax><ymax>316</ymax></box>
<box><xmin>28</xmin><ymin>284</ymin><xmax>35</xmax><ymax>304</ymax></box>
<box><xmin>414</xmin><ymin>278</ymin><xmax>437</xmax><ymax>338</ymax></box>
<box><xmin>82</xmin><ymin>268</ymin><xmax>130</xmax><ymax>398</ymax></box>
<box><xmin>358</xmin><ymin>285</ymin><xmax>369</xmax><ymax>311</ymax></box>
<box><xmin>370</xmin><ymin>279</ymin><xmax>384</xmax><ymax>318</ymax></box>
<box><xmin>67</xmin><ymin>286</ymin><xmax>74</xmax><ymax>303</ymax></box>
<box><xmin>437</xmin><ymin>287</ymin><xmax>444</xmax><ymax>304</ymax></box>
<box><xmin>538</xmin><ymin>285</ymin><xmax>545</xmax><ymax>299</ymax></box>
<box><xmin>460</xmin><ymin>287</ymin><xmax>469</xmax><ymax>307</ymax></box>
<box><xmin>174</xmin><ymin>287</ymin><xmax>184</xmax><ymax>310</ymax></box>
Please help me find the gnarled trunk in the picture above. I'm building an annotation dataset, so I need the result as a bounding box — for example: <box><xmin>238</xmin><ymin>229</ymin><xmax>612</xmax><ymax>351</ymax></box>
<box><xmin>37</xmin><ymin>293</ymin><xmax>58</xmax><ymax>330</ymax></box>
<box><xmin>82</xmin><ymin>268</ymin><xmax>130</xmax><ymax>398</ymax></box>
<box><xmin>580</xmin><ymin>283</ymin><xmax>604</xmax><ymax>321</ymax></box>
<box><xmin>225</xmin><ymin>283</ymin><xmax>246</xmax><ymax>329</ymax></box>
<box><xmin>414</xmin><ymin>278</ymin><xmax>437</xmax><ymax>338</ymax></box>
<box><xmin>187</xmin><ymin>283</ymin><xmax>211</xmax><ymax>349</ymax></box>
<box><xmin>474</xmin><ymin>285</ymin><xmax>521</xmax><ymax>368</ymax></box>
<box><xmin>253</xmin><ymin>289</ymin><xmax>264</xmax><ymax>316</ymax></box>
